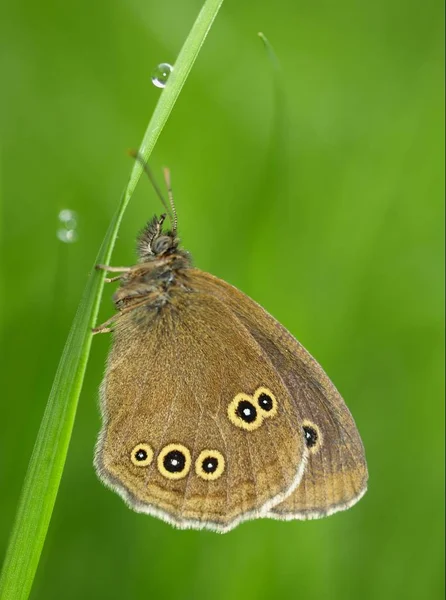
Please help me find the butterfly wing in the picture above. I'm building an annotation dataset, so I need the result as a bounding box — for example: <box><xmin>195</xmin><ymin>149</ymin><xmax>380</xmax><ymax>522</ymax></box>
<box><xmin>190</xmin><ymin>270</ymin><xmax>368</xmax><ymax>520</ymax></box>
<box><xmin>95</xmin><ymin>290</ymin><xmax>306</xmax><ymax>532</ymax></box>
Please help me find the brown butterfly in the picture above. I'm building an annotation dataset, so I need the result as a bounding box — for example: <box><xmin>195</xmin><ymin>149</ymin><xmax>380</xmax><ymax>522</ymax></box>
<box><xmin>93</xmin><ymin>162</ymin><xmax>368</xmax><ymax>532</ymax></box>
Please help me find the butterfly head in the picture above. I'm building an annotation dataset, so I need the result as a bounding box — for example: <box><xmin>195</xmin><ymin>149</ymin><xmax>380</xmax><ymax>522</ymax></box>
<box><xmin>137</xmin><ymin>214</ymin><xmax>180</xmax><ymax>262</ymax></box>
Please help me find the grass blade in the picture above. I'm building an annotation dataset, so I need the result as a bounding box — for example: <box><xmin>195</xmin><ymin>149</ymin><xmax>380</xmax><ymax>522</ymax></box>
<box><xmin>0</xmin><ymin>1</ymin><xmax>224</xmax><ymax>598</ymax></box>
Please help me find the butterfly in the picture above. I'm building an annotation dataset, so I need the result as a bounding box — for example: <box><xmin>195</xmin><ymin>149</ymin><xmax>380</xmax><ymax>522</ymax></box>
<box><xmin>93</xmin><ymin>161</ymin><xmax>368</xmax><ymax>532</ymax></box>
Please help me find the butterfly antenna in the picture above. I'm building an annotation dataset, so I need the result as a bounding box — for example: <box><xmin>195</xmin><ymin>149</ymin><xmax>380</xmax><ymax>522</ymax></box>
<box><xmin>163</xmin><ymin>167</ymin><xmax>178</xmax><ymax>236</ymax></box>
<box><xmin>128</xmin><ymin>150</ymin><xmax>173</xmax><ymax>223</ymax></box>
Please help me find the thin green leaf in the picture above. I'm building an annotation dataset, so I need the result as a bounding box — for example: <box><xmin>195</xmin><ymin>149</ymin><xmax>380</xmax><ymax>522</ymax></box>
<box><xmin>0</xmin><ymin>1</ymin><xmax>224</xmax><ymax>598</ymax></box>
<box><xmin>257</xmin><ymin>31</ymin><xmax>288</xmax><ymax>176</ymax></box>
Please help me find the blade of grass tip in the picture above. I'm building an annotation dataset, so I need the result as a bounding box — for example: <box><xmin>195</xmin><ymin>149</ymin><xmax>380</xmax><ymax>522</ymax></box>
<box><xmin>241</xmin><ymin>31</ymin><xmax>289</xmax><ymax>245</ymax></box>
<box><xmin>0</xmin><ymin>1</ymin><xmax>224</xmax><ymax>598</ymax></box>
<box><xmin>257</xmin><ymin>31</ymin><xmax>288</xmax><ymax>176</ymax></box>
<box><xmin>258</xmin><ymin>32</ymin><xmax>281</xmax><ymax>73</ymax></box>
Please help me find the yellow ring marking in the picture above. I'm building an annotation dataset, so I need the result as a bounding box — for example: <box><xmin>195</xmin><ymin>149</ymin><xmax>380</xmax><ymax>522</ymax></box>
<box><xmin>227</xmin><ymin>392</ymin><xmax>263</xmax><ymax>431</ymax></box>
<box><xmin>254</xmin><ymin>386</ymin><xmax>278</xmax><ymax>419</ymax></box>
<box><xmin>130</xmin><ymin>443</ymin><xmax>154</xmax><ymax>467</ymax></box>
<box><xmin>157</xmin><ymin>443</ymin><xmax>191</xmax><ymax>480</ymax></box>
<box><xmin>195</xmin><ymin>449</ymin><xmax>226</xmax><ymax>481</ymax></box>
<box><xmin>302</xmin><ymin>420</ymin><xmax>323</xmax><ymax>454</ymax></box>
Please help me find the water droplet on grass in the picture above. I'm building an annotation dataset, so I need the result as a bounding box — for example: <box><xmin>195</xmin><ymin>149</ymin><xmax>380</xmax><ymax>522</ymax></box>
<box><xmin>151</xmin><ymin>63</ymin><xmax>173</xmax><ymax>88</ymax></box>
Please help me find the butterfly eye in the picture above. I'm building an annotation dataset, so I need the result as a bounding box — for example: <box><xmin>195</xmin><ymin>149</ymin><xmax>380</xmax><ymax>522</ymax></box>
<box><xmin>302</xmin><ymin>421</ymin><xmax>322</xmax><ymax>454</ymax></box>
<box><xmin>254</xmin><ymin>387</ymin><xmax>278</xmax><ymax>418</ymax></box>
<box><xmin>227</xmin><ymin>393</ymin><xmax>263</xmax><ymax>431</ymax></box>
<box><xmin>130</xmin><ymin>443</ymin><xmax>154</xmax><ymax>467</ymax></box>
<box><xmin>157</xmin><ymin>443</ymin><xmax>191</xmax><ymax>480</ymax></box>
<box><xmin>195</xmin><ymin>449</ymin><xmax>225</xmax><ymax>481</ymax></box>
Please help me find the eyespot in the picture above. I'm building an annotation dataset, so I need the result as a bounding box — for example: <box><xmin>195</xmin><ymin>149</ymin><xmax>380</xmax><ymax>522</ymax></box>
<box><xmin>254</xmin><ymin>387</ymin><xmax>278</xmax><ymax>418</ymax></box>
<box><xmin>227</xmin><ymin>393</ymin><xmax>263</xmax><ymax>431</ymax></box>
<box><xmin>195</xmin><ymin>449</ymin><xmax>225</xmax><ymax>481</ymax></box>
<box><xmin>157</xmin><ymin>443</ymin><xmax>191</xmax><ymax>480</ymax></box>
<box><xmin>302</xmin><ymin>420</ymin><xmax>322</xmax><ymax>454</ymax></box>
<box><xmin>237</xmin><ymin>400</ymin><xmax>257</xmax><ymax>422</ymax></box>
<box><xmin>130</xmin><ymin>443</ymin><xmax>154</xmax><ymax>467</ymax></box>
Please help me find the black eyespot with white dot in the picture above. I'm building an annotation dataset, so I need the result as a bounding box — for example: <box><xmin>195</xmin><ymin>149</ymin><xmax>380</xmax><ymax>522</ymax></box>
<box><xmin>236</xmin><ymin>400</ymin><xmax>257</xmax><ymax>423</ymax></box>
<box><xmin>254</xmin><ymin>387</ymin><xmax>278</xmax><ymax>419</ymax></box>
<box><xmin>157</xmin><ymin>443</ymin><xmax>191</xmax><ymax>479</ymax></box>
<box><xmin>135</xmin><ymin>449</ymin><xmax>148</xmax><ymax>461</ymax></box>
<box><xmin>195</xmin><ymin>449</ymin><xmax>225</xmax><ymax>480</ymax></box>
<box><xmin>163</xmin><ymin>450</ymin><xmax>186</xmax><ymax>473</ymax></box>
<box><xmin>130</xmin><ymin>443</ymin><xmax>153</xmax><ymax>467</ymax></box>
<box><xmin>228</xmin><ymin>393</ymin><xmax>263</xmax><ymax>430</ymax></box>
<box><xmin>303</xmin><ymin>425</ymin><xmax>318</xmax><ymax>447</ymax></box>
<box><xmin>202</xmin><ymin>456</ymin><xmax>219</xmax><ymax>474</ymax></box>
<box><xmin>258</xmin><ymin>393</ymin><xmax>273</xmax><ymax>411</ymax></box>
<box><xmin>302</xmin><ymin>421</ymin><xmax>322</xmax><ymax>454</ymax></box>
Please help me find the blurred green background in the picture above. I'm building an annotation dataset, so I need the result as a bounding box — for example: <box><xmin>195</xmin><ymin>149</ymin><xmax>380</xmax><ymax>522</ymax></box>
<box><xmin>1</xmin><ymin>0</ymin><xmax>444</xmax><ymax>598</ymax></box>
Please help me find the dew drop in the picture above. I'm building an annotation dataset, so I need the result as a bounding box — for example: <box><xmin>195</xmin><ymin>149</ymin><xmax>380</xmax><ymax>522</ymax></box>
<box><xmin>58</xmin><ymin>209</ymin><xmax>77</xmax><ymax>229</ymax></box>
<box><xmin>57</xmin><ymin>228</ymin><xmax>78</xmax><ymax>243</ymax></box>
<box><xmin>151</xmin><ymin>63</ymin><xmax>173</xmax><ymax>88</ymax></box>
<box><xmin>57</xmin><ymin>209</ymin><xmax>78</xmax><ymax>243</ymax></box>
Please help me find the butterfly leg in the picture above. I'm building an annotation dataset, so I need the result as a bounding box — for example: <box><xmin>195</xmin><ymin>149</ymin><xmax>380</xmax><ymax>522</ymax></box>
<box><xmin>96</xmin><ymin>264</ymin><xmax>132</xmax><ymax>283</ymax></box>
<box><xmin>92</xmin><ymin>295</ymin><xmax>156</xmax><ymax>335</ymax></box>
<box><xmin>96</xmin><ymin>264</ymin><xmax>132</xmax><ymax>272</ymax></box>
<box><xmin>92</xmin><ymin>325</ymin><xmax>113</xmax><ymax>334</ymax></box>
<box><xmin>92</xmin><ymin>313</ymin><xmax>117</xmax><ymax>335</ymax></box>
